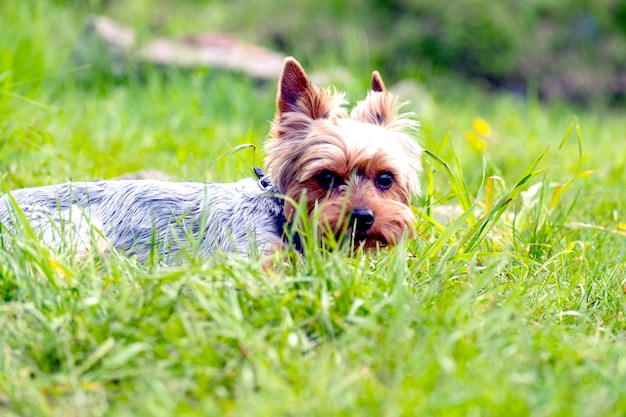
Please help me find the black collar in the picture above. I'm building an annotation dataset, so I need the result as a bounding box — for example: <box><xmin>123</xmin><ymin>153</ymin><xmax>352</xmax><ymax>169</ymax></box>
<box><xmin>254</xmin><ymin>167</ymin><xmax>273</xmax><ymax>190</ymax></box>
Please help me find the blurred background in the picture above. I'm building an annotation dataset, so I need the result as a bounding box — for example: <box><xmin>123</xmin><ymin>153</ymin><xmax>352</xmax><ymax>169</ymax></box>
<box><xmin>216</xmin><ymin>0</ymin><xmax>626</xmax><ymax>107</ymax></box>
<box><xmin>38</xmin><ymin>0</ymin><xmax>626</xmax><ymax>107</ymax></box>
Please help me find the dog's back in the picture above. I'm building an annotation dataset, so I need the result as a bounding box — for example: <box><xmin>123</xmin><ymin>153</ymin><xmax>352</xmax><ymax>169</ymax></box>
<box><xmin>0</xmin><ymin>179</ymin><xmax>285</xmax><ymax>260</ymax></box>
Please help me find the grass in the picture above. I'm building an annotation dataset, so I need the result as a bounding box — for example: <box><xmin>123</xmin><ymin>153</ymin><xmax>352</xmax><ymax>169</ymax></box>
<box><xmin>2</xmin><ymin>1</ymin><xmax>626</xmax><ymax>416</ymax></box>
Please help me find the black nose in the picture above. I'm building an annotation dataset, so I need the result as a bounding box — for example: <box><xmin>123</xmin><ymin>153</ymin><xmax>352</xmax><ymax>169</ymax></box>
<box><xmin>351</xmin><ymin>208</ymin><xmax>375</xmax><ymax>233</ymax></box>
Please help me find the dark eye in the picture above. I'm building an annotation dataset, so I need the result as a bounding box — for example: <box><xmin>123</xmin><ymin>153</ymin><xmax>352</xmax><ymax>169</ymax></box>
<box><xmin>315</xmin><ymin>171</ymin><xmax>342</xmax><ymax>190</ymax></box>
<box><xmin>375</xmin><ymin>172</ymin><xmax>394</xmax><ymax>190</ymax></box>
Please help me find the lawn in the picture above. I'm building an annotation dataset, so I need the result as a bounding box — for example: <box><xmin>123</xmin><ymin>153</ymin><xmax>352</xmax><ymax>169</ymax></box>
<box><xmin>1</xmin><ymin>1</ymin><xmax>626</xmax><ymax>416</ymax></box>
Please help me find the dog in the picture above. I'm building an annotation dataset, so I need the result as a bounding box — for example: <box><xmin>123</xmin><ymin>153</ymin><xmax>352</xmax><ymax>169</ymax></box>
<box><xmin>0</xmin><ymin>57</ymin><xmax>422</xmax><ymax>261</ymax></box>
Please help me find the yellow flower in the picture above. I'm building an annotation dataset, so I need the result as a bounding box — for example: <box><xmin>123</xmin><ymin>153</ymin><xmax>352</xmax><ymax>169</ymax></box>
<box><xmin>466</xmin><ymin>131</ymin><xmax>487</xmax><ymax>151</ymax></box>
<box><xmin>473</xmin><ymin>117</ymin><xmax>491</xmax><ymax>136</ymax></box>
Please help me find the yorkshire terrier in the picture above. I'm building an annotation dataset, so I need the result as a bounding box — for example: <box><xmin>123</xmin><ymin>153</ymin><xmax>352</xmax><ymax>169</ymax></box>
<box><xmin>0</xmin><ymin>57</ymin><xmax>422</xmax><ymax>261</ymax></box>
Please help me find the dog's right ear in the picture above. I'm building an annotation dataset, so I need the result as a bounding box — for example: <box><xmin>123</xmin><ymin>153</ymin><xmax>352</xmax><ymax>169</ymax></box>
<box><xmin>276</xmin><ymin>57</ymin><xmax>344</xmax><ymax>120</ymax></box>
<box><xmin>277</xmin><ymin>57</ymin><xmax>311</xmax><ymax>114</ymax></box>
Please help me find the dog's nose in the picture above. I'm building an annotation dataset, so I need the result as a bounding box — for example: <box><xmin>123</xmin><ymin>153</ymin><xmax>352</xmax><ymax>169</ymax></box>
<box><xmin>351</xmin><ymin>208</ymin><xmax>375</xmax><ymax>232</ymax></box>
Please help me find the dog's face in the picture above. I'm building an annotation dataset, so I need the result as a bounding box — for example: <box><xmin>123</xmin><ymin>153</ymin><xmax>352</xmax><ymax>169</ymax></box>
<box><xmin>265</xmin><ymin>58</ymin><xmax>422</xmax><ymax>249</ymax></box>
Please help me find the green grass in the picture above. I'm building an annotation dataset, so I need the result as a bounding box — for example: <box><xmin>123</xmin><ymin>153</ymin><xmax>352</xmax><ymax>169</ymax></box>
<box><xmin>2</xmin><ymin>1</ymin><xmax>626</xmax><ymax>416</ymax></box>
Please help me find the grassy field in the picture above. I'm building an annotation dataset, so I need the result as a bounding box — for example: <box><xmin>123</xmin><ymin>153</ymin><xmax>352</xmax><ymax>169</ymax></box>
<box><xmin>2</xmin><ymin>1</ymin><xmax>626</xmax><ymax>416</ymax></box>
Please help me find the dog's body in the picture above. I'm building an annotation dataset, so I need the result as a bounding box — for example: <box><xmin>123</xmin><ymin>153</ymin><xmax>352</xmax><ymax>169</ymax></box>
<box><xmin>0</xmin><ymin>57</ymin><xmax>422</xmax><ymax>260</ymax></box>
<box><xmin>0</xmin><ymin>178</ymin><xmax>284</xmax><ymax>260</ymax></box>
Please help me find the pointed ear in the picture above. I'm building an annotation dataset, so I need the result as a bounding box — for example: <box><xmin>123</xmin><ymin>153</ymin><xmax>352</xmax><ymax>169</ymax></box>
<box><xmin>371</xmin><ymin>71</ymin><xmax>386</xmax><ymax>93</ymax></box>
<box><xmin>277</xmin><ymin>57</ymin><xmax>311</xmax><ymax>114</ymax></box>
<box><xmin>351</xmin><ymin>71</ymin><xmax>400</xmax><ymax>127</ymax></box>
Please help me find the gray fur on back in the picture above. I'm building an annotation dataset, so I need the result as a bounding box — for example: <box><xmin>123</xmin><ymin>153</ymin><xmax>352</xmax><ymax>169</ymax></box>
<box><xmin>0</xmin><ymin>178</ymin><xmax>286</xmax><ymax>261</ymax></box>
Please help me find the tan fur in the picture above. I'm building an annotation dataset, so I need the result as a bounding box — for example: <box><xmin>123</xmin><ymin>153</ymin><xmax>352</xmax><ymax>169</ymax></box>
<box><xmin>265</xmin><ymin>57</ymin><xmax>422</xmax><ymax>250</ymax></box>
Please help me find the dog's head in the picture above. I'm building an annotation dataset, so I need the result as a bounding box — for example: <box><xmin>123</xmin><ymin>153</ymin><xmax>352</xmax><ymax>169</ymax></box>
<box><xmin>265</xmin><ymin>58</ymin><xmax>422</xmax><ymax>249</ymax></box>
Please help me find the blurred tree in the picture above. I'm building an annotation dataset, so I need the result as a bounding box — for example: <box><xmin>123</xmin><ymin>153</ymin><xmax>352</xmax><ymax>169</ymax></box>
<box><xmin>89</xmin><ymin>0</ymin><xmax>626</xmax><ymax>105</ymax></box>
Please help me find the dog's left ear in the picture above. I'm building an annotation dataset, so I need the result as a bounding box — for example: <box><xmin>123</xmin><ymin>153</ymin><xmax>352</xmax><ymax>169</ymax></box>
<box><xmin>351</xmin><ymin>71</ymin><xmax>398</xmax><ymax>127</ymax></box>
<box><xmin>371</xmin><ymin>71</ymin><xmax>386</xmax><ymax>93</ymax></box>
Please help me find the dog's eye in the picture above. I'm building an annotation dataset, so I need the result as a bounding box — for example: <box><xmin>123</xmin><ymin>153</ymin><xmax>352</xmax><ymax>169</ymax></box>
<box><xmin>375</xmin><ymin>172</ymin><xmax>394</xmax><ymax>190</ymax></box>
<box><xmin>315</xmin><ymin>171</ymin><xmax>342</xmax><ymax>189</ymax></box>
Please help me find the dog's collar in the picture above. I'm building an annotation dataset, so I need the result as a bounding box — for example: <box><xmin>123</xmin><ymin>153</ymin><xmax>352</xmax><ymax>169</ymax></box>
<box><xmin>254</xmin><ymin>167</ymin><xmax>273</xmax><ymax>190</ymax></box>
<box><xmin>253</xmin><ymin>167</ymin><xmax>301</xmax><ymax>252</ymax></box>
